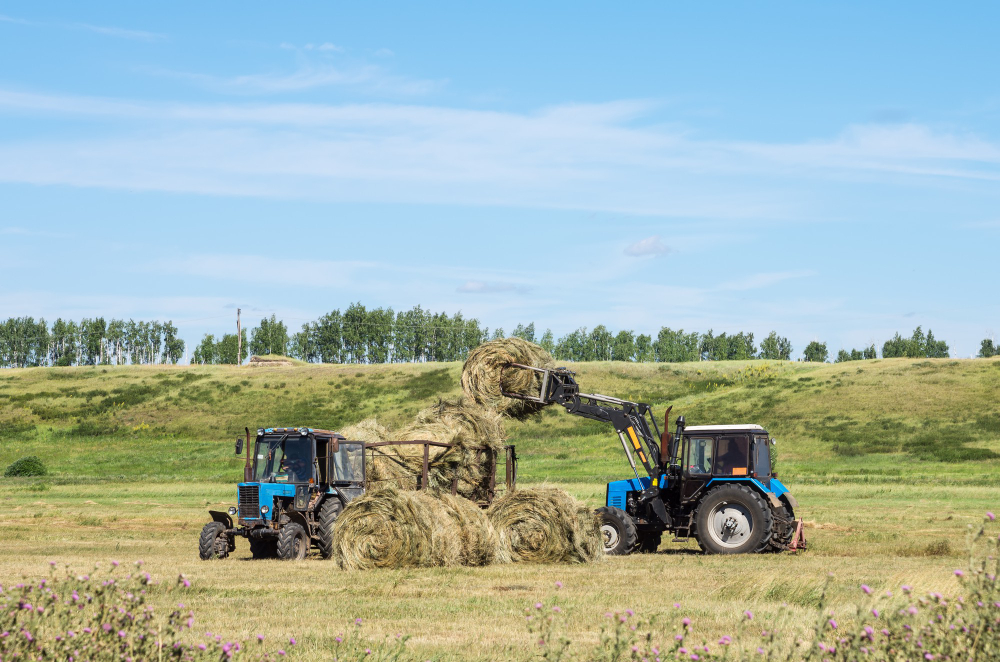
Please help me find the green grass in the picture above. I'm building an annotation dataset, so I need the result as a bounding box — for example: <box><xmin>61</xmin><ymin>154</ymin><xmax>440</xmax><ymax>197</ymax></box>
<box><xmin>0</xmin><ymin>357</ymin><xmax>999</xmax><ymax>659</ymax></box>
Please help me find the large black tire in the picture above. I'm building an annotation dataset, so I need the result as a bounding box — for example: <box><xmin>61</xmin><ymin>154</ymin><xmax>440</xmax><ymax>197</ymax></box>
<box><xmin>596</xmin><ymin>506</ymin><xmax>638</xmax><ymax>556</ymax></box>
<box><xmin>249</xmin><ymin>536</ymin><xmax>277</xmax><ymax>560</ymax></box>
<box><xmin>315</xmin><ymin>498</ymin><xmax>343</xmax><ymax>559</ymax></box>
<box><xmin>276</xmin><ymin>523</ymin><xmax>309</xmax><ymax>560</ymax></box>
<box><xmin>636</xmin><ymin>532</ymin><xmax>662</xmax><ymax>554</ymax></box>
<box><xmin>767</xmin><ymin>502</ymin><xmax>795</xmax><ymax>552</ymax></box>
<box><xmin>694</xmin><ymin>484</ymin><xmax>773</xmax><ymax>555</ymax></box>
<box><xmin>198</xmin><ymin>522</ymin><xmax>230</xmax><ymax>560</ymax></box>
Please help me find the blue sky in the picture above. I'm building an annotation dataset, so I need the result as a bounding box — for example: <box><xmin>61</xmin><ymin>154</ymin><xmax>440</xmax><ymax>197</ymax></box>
<box><xmin>1</xmin><ymin>2</ymin><xmax>998</xmax><ymax>358</ymax></box>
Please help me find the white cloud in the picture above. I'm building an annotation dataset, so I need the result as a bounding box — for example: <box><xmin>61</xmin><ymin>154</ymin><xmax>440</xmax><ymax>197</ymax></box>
<box><xmin>74</xmin><ymin>23</ymin><xmax>166</xmax><ymax>42</ymax></box>
<box><xmin>624</xmin><ymin>235</ymin><xmax>671</xmax><ymax>257</ymax></box>
<box><xmin>0</xmin><ymin>89</ymin><xmax>997</xmax><ymax>219</ymax></box>
<box><xmin>148</xmin><ymin>253</ymin><xmax>378</xmax><ymax>288</ymax></box>
<box><xmin>717</xmin><ymin>271</ymin><xmax>815</xmax><ymax>292</ymax></box>
<box><xmin>457</xmin><ymin>280</ymin><xmax>530</xmax><ymax>294</ymax></box>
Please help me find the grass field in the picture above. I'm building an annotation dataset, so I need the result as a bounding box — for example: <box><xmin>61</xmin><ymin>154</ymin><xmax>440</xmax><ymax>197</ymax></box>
<box><xmin>1</xmin><ymin>357</ymin><xmax>998</xmax><ymax>659</ymax></box>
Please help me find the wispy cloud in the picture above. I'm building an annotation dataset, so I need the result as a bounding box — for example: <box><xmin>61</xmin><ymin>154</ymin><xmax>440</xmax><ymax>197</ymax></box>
<box><xmin>457</xmin><ymin>280</ymin><xmax>531</xmax><ymax>294</ymax></box>
<box><xmin>0</xmin><ymin>89</ymin><xmax>997</xmax><ymax>218</ymax></box>
<box><xmin>74</xmin><ymin>23</ymin><xmax>166</xmax><ymax>42</ymax></box>
<box><xmin>0</xmin><ymin>14</ymin><xmax>165</xmax><ymax>41</ymax></box>
<box><xmin>624</xmin><ymin>235</ymin><xmax>671</xmax><ymax>257</ymax></box>
<box><xmin>717</xmin><ymin>270</ymin><xmax>815</xmax><ymax>292</ymax></box>
<box><xmin>148</xmin><ymin>253</ymin><xmax>379</xmax><ymax>288</ymax></box>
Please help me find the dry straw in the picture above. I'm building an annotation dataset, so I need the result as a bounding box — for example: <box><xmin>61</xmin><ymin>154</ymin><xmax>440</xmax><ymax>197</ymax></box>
<box><xmin>331</xmin><ymin>487</ymin><xmax>499</xmax><ymax>569</ymax></box>
<box><xmin>342</xmin><ymin>400</ymin><xmax>507</xmax><ymax>501</ymax></box>
<box><xmin>488</xmin><ymin>486</ymin><xmax>603</xmax><ymax>564</ymax></box>
<box><xmin>461</xmin><ymin>338</ymin><xmax>555</xmax><ymax>419</ymax></box>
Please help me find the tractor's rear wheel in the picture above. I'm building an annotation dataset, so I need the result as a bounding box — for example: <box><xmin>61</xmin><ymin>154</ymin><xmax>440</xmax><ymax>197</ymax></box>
<box><xmin>249</xmin><ymin>537</ymin><xmax>277</xmax><ymax>560</ymax></box>
<box><xmin>694</xmin><ymin>484</ymin><xmax>773</xmax><ymax>555</ymax></box>
<box><xmin>636</xmin><ymin>532</ymin><xmax>662</xmax><ymax>554</ymax></box>
<box><xmin>198</xmin><ymin>522</ymin><xmax>231</xmax><ymax>560</ymax></box>
<box><xmin>276</xmin><ymin>523</ymin><xmax>309</xmax><ymax>560</ymax></box>
<box><xmin>316</xmin><ymin>498</ymin><xmax>343</xmax><ymax>559</ymax></box>
<box><xmin>596</xmin><ymin>506</ymin><xmax>637</xmax><ymax>556</ymax></box>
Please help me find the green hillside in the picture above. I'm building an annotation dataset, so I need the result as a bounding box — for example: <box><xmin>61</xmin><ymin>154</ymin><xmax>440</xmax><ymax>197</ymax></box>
<box><xmin>2</xmin><ymin>357</ymin><xmax>999</xmax><ymax>485</ymax></box>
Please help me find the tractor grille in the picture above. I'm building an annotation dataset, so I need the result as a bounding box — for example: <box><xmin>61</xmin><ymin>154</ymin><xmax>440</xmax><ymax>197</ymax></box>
<box><xmin>238</xmin><ymin>485</ymin><xmax>260</xmax><ymax>519</ymax></box>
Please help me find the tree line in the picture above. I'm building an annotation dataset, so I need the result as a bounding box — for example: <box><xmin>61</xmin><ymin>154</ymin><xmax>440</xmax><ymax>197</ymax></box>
<box><xmin>0</xmin><ymin>317</ymin><xmax>184</xmax><ymax>368</ymax></box>
<box><xmin>4</xmin><ymin>308</ymin><xmax>989</xmax><ymax>368</ymax></box>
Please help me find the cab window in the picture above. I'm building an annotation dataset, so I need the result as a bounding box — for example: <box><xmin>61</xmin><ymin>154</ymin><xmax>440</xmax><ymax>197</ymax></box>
<box><xmin>715</xmin><ymin>436</ymin><xmax>749</xmax><ymax>476</ymax></box>
<box><xmin>686</xmin><ymin>437</ymin><xmax>714</xmax><ymax>475</ymax></box>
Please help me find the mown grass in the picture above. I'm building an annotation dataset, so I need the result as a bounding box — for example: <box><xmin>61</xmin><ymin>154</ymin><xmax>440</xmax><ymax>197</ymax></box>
<box><xmin>0</xmin><ymin>357</ymin><xmax>998</xmax><ymax>658</ymax></box>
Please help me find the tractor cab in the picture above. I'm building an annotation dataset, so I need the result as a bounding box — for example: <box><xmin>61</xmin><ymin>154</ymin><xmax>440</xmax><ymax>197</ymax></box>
<box><xmin>676</xmin><ymin>425</ymin><xmax>783</xmax><ymax>503</ymax></box>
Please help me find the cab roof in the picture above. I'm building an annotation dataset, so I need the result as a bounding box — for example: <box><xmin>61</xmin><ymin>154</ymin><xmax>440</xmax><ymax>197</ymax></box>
<box><xmin>684</xmin><ymin>424</ymin><xmax>766</xmax><ymax>432</ymax></box>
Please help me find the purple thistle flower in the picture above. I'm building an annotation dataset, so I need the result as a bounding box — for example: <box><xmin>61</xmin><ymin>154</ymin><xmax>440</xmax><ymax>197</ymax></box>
<box><xmin>861</xmin><ymin>584</ymin><xmax>872</xmax><ymax>594</ymax></box>
<box><xmin>257</xmin><ymin>634</ymin><xmax>265</xmax><ymax>642</ymax></box>
<box><xmin>828</xmin><ymin>619</ymin><xmax>838</xmax><ymax>629</ymax></box>
<box><xmin>552</xmin><ymin>606</ymin><xmax>561</xmax><ymax>613</ymax></box>
<box><xmin>355</xmin><ymin>618</ymin><xmax>362</xmax><ymax>626</ymax></box>
<box><xmin>682</xmin><ymin>617</ymin><xmax>691</xmax><ymax>626</ymax></box>
<box><xmin>955</xmin><ymin>570</ymin><xmax>964</xmax><ymax>577</ymax></box>
<box><xmin>555</xmin><ymin>581</ymin><xmax>562</xmax><ymax>589</ymax></box>
<box><xmin>534</xmin><ymin>602</ymin><xmax>543</xmax><ymax>610</ymax></box>
<box><xmin>625</xmin><ymin>609</ymin><xmax>634</xmax><ymax>617</ymax></box>
<box><xmin>118</xmin><ymin>630</ymin><xmax>126</xmax><ymax>638</ymax></box>
<box><xmin>988</xmin><ymin>512</ymin><xmax>996</xmax><ymax>521</ymax></box>
<box><xmin>289</xmin><ymin>637</ymin><xmax>296</xmax><ymax>645</ymax></box>
<box><xmin>277</xmin><ymin>649</ymin><xmax>286</xmax><ymax>656</ymax></box>
<box><xmin>744</xmin><ymin>610</ymin><xmax>754</xmax><ymax>620</ymax></box>
<box><xmin>197</xmin><ymin>644</ymin><xmax>206</xmax><ymax>651</ymax></box>
<box><xmin>102</xmin><ymin>624</ymin><xmax>112</xmax><ymax>632</ymax></box>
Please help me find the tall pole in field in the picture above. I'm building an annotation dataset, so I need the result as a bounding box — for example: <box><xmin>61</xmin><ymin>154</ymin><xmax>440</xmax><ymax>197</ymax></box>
<box><xmin>237</xmin><ymin>308</ymin><xmax>242</xmax><ymax>365</ymax></box>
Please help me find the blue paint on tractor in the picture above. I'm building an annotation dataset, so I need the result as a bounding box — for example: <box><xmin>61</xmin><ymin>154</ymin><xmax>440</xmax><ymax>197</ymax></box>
<box><xmin>606</xmin><ymin>475</ymin><xmax>790</xmax><ymax>510</ymax></box>
<box><xmin>237</xmin><ymin>482</ymin><xmax>296</xmax><ymax>521</ymax></box>
<box><xmin>705</xmin><ymin>477</ymin><xmax>788</xmax><ymax>498</ymax></box>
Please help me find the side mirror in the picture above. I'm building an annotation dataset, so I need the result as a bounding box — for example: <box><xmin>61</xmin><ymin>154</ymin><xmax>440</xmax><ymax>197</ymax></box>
<box><xmin>770</xmin><ymin>438</ymin><xmax>777</xmax><ymax>445</ymax></box>
<box><xmin>235</xmin><ymin>437</ymin><xmax>244</xmax><ymax>455</ymax></box>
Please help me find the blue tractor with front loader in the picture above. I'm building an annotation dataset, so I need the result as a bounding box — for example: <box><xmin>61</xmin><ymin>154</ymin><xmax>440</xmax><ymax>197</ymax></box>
<box><xmin>502</xmin><ymin>364</ymin><xmax>805</xmax><ymax>555</ymax></box>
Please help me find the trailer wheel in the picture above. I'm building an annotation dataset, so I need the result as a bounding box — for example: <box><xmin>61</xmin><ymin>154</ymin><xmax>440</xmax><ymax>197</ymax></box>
<box><xmin>198</xmin><ymin>522</ymin><xmax>231</xmax><ymax>560</ymax></box>
<box><xmin>694</xmin><ymin>484</ymin><xmax>773</xmax><ymax>555</ymax></box>
<box><xmin>249</xmin><ymin>537</ymin><xmax>277</xmax><ymax>560</ymax></box>
<box><xmin>315</xmin><ymin>498</ymin><xmax>343</xmax><ymax>559</ymax></box>
<box><xmin>276</xmin><ymin>523</ymin><xmax>309</xmax><ymax>560</ymax></box>
<box><xmin>636</xmin><ymin>532</ymin><xmax>662</xmax><ymax>554</ymax></box>
<box><xmin>596</xmin><ymin>506</ymin><xmax>637</xmax><ymax>556</ymax></box>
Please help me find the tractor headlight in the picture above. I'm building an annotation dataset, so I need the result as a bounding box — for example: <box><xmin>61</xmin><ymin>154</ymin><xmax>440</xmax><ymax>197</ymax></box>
<box><xmin>227</xmin><ymin>506</ymin><xmax>237</xmax><ymax>516</ymax></box>
<box><xmin>260</xmin><ymin>505</ymin><xmax>269</xmax><ymax>514</ymax></box>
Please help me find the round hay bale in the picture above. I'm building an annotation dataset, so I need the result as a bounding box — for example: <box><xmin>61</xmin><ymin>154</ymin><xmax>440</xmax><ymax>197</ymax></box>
<box><xmin>331</xmin><ymin>487</ymin><xmax>461</xmax><ymax>570</ymax></box>
<box><xmin>461</xmin><ymin>338</ymin><xmax>555</xmax><ymax>419</ymax></box>
<box><xmin>436</xmin><ymin>492</ymin><xmax>502</xmax><ymax>566</ymax></box>
<box><xmin>487</xmin><ymin>487</ymin><xmax>603</xmax><ymax>564</ymax></box>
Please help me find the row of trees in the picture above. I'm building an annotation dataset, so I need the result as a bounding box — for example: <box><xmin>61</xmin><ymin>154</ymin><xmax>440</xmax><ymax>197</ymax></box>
<box><xmin>0</xmin><ymin>317</ymin><xmax>184</xmax><ymax>368</ymax></box>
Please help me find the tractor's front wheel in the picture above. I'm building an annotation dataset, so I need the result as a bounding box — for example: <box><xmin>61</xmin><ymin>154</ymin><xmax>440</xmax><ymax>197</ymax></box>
<box><xmin>198</xmin><ymin>522</ymin><xmax>231</xmax><ymax>560</ymax></box>
<box><xmin>596</xmin><ymin>506</ymin><xmax>637</xmax><ymax>556</ymax></box>
<box><xmin>316</xmin><ymin>498</ymin><xmax>343</xmax><ymax>559</ymax></box>
<box><xmin>694</xmin><ymin>484</ymin><xmax>773</xmax><ymax>554</ymax></box>
<box><xmin>276</xmin><ymin>523</ymin><xmax>309</xmax><ymax>560</ymax></box>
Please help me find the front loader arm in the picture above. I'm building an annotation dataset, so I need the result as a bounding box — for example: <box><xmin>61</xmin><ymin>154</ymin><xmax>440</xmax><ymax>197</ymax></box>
<box><xmin>501</xmin><ymin>364</ymin><xmax>670</xmax><ymax>523</ymax></box>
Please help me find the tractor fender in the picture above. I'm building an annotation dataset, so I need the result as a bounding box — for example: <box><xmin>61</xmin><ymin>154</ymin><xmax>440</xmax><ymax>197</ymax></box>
<box><xmin>781</xmin><ymin>494</ymin><xmax>798</xmax><ymax>510</ymax></box>
<box><xmin>763</xmin><ymin>493</ymin><xmax>783</xmax><ymax>510</ymax></box>
<box><xmin>208</xmin><ymin>510</ymin><xmax>233</xmax><ymax>529</ymax></box>
<box><xmin>285</xmin><ymin>510</ymin><xmax>311</xmax><ymax>537</ymax></box>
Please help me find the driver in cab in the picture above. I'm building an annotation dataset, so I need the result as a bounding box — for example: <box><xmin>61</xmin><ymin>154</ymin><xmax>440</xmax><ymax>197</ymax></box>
<box><xmin>280</xmin><ymin>447</ymin><xmax>311</xmax><ymax>483</ymax></box>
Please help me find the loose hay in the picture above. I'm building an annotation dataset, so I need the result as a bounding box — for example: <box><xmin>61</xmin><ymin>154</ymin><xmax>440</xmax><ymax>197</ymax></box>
<box><xmin>332</xmin><ymin>487</ymin><xmax>493</xmax><ymax>570</ymax></box>
<box><xmin>344</xmin><ymin>402</ymin><xmax>506</xmax><ymax>500</ymax></box>
<box><xmin>487</xmin><ymin>487</ymin><xmax>603</xmax><ymax>564</ymax></box>
<box><xmin>461</xmin><ymin>338</ymin><xmax>555</xmax><ymax>419</ymax></box>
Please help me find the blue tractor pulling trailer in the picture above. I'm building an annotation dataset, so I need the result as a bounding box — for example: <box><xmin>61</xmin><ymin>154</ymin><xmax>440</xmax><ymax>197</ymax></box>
<box><xmin>199</xmin><ymin>427</ymin><xmax>517</xmax><ymax>560</ymax></box>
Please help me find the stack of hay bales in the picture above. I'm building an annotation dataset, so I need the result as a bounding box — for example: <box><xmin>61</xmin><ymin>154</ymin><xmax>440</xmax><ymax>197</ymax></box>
<box><xmin>332</xmin><ymin>338</ymin><xmax>604</xmax><ymax>568</ymax></box>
